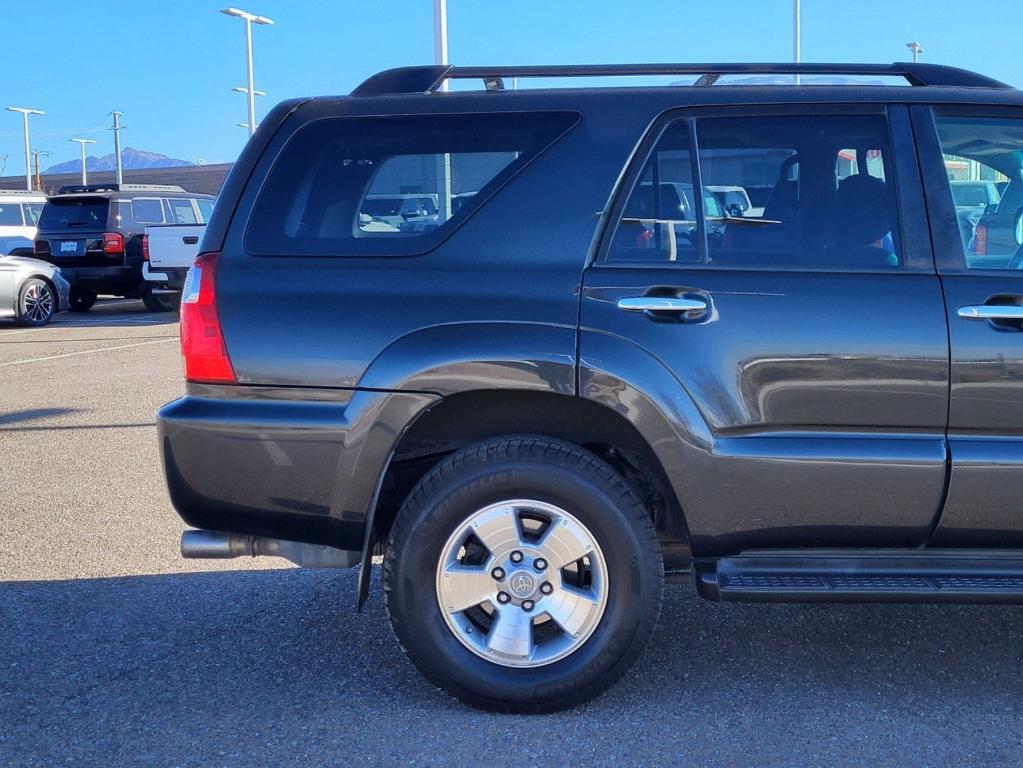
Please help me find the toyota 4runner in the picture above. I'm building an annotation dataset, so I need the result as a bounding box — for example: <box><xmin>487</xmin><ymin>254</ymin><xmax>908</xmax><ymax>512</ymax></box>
<box><xmin>159</xmin><ymin>62</ymin><xmax>1023</xmax><ymax>712</ymax></box>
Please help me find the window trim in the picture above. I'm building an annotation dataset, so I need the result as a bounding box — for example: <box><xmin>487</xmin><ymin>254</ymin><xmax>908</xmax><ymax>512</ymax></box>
<box><xmin>241</xmin><ymin>110</ymin><xmax>581</xmax><ymax>258</ymax></box>
<box><xmin>594</xmin><ymin>103</ymin><xmax>930</xmax><ymax>274</ymax></box>
<box><xmin>912</xmin><ymin>104</ymin><xmax>1023</xmax><ymax>276</ymax></box>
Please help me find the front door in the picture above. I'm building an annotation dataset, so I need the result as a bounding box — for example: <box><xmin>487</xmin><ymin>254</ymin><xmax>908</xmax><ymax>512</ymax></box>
<box><xmin>916</xmin><ymin>106</ymin><xmax>1023</xmax><ymax>547</ymax></box>
<box><xmin>580</xmin><ymin>104</ymin><xmax>950</xmax><ymax>555</ymax></box>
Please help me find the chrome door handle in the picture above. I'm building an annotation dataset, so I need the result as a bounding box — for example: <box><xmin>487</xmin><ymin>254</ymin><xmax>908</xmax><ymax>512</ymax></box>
<box><xmin>958</xmin><ymin>305</ymin><xmax>1023</xmax><ymax>320</ymax></box>
<box><xmin>617</xmin><ymin>296</ymin><xmax>707</xmax><ymax>313</ymax></box>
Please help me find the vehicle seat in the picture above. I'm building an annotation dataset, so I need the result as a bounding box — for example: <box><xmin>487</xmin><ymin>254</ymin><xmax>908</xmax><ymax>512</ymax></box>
<box><xmin>824</xmin><ymin>174</ymin><xmax>898</xmax><ymax>268</ymax></box>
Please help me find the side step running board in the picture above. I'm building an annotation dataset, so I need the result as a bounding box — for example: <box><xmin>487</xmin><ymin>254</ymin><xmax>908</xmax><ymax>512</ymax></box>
<box><xmin>695</xmin><ymin>550</ymin><xmax>1023</xmax><ymax>604</ymax></box>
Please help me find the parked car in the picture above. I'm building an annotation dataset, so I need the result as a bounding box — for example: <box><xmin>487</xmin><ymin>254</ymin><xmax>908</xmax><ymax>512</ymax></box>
<box><xmin>142</xmin><ymin>200</ymin><xmax>216</xmax><ymax>301</ymax></box>
<box><xmin>708</xmin><ymin>184</ymin><xmax>757</xmax><ymax>217</ymax></box>
<box><xmin>362</xmin><ymin>193</ymin><xmax>440</xmax><ymax>229</ymax></box>
<box><xmin>0</xmin><ymin>190</ymin><xmax>47</xmax><ymax>256</ymax></box>
<box><xmin>965</xmin><ymin>178</ymin><xmax>1023</xmax><ymax>269</ymax></box>
<box><xmin>160</xmin><ymin>61</ymin><xmax>1023</xmax><ymax>713</ymax></box>
<box><xmin>949</xmin><ymin>180</ymin><xmax>1001</xmax><ymax>253</ymax></box>
<box><xmin>33</xmin><ymin>184</ymin><xmax>215</xmax><ymax>312</ymax></box>
<box><xmin>0</xmin><ymin>254</ymin><xmax>69</xmax><ymax>326</ymax></box>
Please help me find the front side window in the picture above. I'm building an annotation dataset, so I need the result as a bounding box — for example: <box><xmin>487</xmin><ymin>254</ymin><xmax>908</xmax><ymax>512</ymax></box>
<box><xmin>606</xmin><ymin>113</ymin><xmax>901</xmax><ymax>270</ymax></box>
<box><xmin>935</xmin><ymin>115</ymin><xmax>1023</xmax><ymax>270</ymax></box>
<box><xmin>196</xmin><ymin>199</ymin><xmax>215</xmax><ymax>222</ymax></box>
<box><xmin>169</xmin><ymin>198</ymin><xmax>199</xmax><ymax>224</ymax></box>
<box><xmin>246</xmin><ymin>111</ymin><xmax>577</xmax><ymax>256</ymax></box>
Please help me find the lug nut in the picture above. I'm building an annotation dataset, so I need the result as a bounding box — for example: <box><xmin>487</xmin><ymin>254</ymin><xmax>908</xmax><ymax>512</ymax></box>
<box><xmin>491</xmin><ymin>567</ymin><xmax>505</xmax><ymax>580</ymax></box>
<box><xmin>534</xmin><ymin>558</ymin><xmax>548</xmax><ymax>571</ymax></box>
<box><xmin>510</xmin><ymin>550</ymin><xmax>523</xmax><ymax>563</ymax></box>
<box><xmin>540</xmin><ymin>582</ymin><xmax>553</xmax><ymax>595</ymax></box>
<box><xmin>521</xmin><ymin>599</ymin><xmax>535</xmax><ymax>611</ymax></box>
<box><xmin>497</xmin><ymin>591</ymin><xmax>511</xmax><ymax>604</ymax></box>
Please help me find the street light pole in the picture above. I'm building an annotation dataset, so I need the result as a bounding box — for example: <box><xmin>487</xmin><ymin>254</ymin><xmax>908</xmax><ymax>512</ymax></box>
<box><xmin>432</xmin><ymin>0</ymin><xmax>452</xmax><ymax>222</ymax></box>
<box><xmin>110</xmin><ymin>110</ymin><xmax>125</xmax><ymax>185</ymax></box>
<box><xmin>221</xmin><ymin>8</ymin><xmax>274</xmax><ymax>136</ymax></box>
<box><xmin>69</xmin><ymin>138</ymin><xmax>97</xmax><ymax>185</ymax></box>
<box><xmin>906</xmin><ymin>42</ymin><xmax>924</xmax><ymax>63</ymax></box>
<box><xmin>793</xmin><ymin>0</ymin><xmax>801</xmax><ymax>85</ymax></box>
<box><xmin>6</xmin><ymin>107</ymin><xmax>44</xmax><ymax>191</ymax></box>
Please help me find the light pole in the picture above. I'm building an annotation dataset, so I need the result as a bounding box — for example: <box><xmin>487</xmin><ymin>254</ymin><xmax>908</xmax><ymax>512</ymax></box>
<box><xmin>906</xmin><ymin>42</ymin><xmax>924</xmax><ymax>63</ymax></box>
<box><xmin>231</xmin><ymin>86</ymin><xmax>266</xmax><ymax>129</ymax></box>
<box><xmin>110</xmin><ymin>110</ymin><xmax>125</xmax><ymax>185</ymax></box>
<box><xmin>69</xmin><ymin>138</ymin><xmax>97</xmax><ymax>185</ymax></box>
<box><xmin>6</xmin><ymin>107</ymin><xmax>44</xmax><ymax>191</ymax></box>
<box><xmin>792</xmin><ymin>0</ymin><xmax>801</xmax><ymax>85</ymax></box>
<box><xmin>221</xmin><ymin>7</ymin><xmax>274</xmax><ymax>137</ymax></box>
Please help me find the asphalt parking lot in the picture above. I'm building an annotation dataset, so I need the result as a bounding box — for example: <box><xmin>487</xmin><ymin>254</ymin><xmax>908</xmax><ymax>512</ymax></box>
<box><xmin>3</xmin><ymin>301</ymin><xmax>1023</xmax><ymax>767</ymax></box>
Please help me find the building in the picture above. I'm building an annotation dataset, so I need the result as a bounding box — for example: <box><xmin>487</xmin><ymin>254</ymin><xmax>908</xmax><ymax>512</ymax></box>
<box><xmin>0</xmin><ymin>163</ymin><xmax>233</xmax><ymax>196</ymax></box>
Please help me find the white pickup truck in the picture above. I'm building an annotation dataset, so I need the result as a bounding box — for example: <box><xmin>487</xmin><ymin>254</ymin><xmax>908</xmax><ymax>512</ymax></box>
<box><xmin>142</xmin><ymin>224</ymin><xmax>206</xmax><ymax>304</ymax></box>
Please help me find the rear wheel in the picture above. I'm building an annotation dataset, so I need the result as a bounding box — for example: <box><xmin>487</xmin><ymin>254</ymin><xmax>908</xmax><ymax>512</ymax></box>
<box><xmin>142</xmin><ymin>287</ymin><xmax>179</xmax><ymax>312</ymax></box>
<box><xmin>68</xmin><ymin>289</ymin><xmax>97</xmax><ymax>313</ymax></box>
<box><xmin>384</xmin><ymin>436</ymin><xmax>663</xmax><ymax>712</ymax></box>
<box><xmin>15</xmin><ymin>278</ymin><xmax>56</xmax><ymax>327</ymax></box>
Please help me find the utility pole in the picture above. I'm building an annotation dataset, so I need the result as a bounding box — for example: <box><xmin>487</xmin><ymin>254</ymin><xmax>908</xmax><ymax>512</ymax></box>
<box><xmin>906</xmin><ymin>42</ymin><xmax>924</xmax><ymax>63</ymax></box>
<box><xmin>6</xmin><ymin>107</ymin><xmax>45</xmax><ymax>191</ymax></box>
<box><xmin>221</xmin><ymin>8</ymin><xmax>274</xmax><ymax>136</ymax></box>
<box><xmin>793</xmin><ymin>0</ymin><xmax>801</xmax><ymax>85</ymax></box>
<box><xmin>110</xmin><ymin>110</ymin><xmax>124</xmax><ymax>185</ymax></box>
<box><xmin>32</xmin><ymin>150</ymin><xmax>51</xmax><ymax>192</ymax></box>
<box><xmin>433</xmin><ymin>0</ymin><xmax>452</xmax><ymax>222</ymax></box>
<box><xmin>69</xmin><ymin>138</ymin><xmax>97</xmax><ymax>185</ymax></box>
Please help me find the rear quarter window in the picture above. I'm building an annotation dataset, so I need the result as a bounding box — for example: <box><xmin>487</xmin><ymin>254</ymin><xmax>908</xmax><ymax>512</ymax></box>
<box><xmin>245</xmin><ymin>111</ymin><xmax>579</xmax><ymax>257</ymax></box>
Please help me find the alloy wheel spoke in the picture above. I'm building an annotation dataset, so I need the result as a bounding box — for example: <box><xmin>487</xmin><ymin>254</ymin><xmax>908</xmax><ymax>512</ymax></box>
<box><xmin>439</xmin><ymin>563</ymin><xmax>494</xmax><ymax>613</ymax></box>
<box><xmin>545</xmin><ymin>585</ymin><xmax>601</xmax><ymax>637</ymax></box>
<box><xmin>538</xmin><ymin>516</ymin><xmax>593</xmax><ymax>570</ymax></box>
<box><xmin>486</xmin><ymin>606</ymin><xmax>533</xmax><ymax>659</ymax></box>
<box><xmin>470</xmin><ymin>505</ymin><xmax>522</xmax><ymax>555</ymax></box>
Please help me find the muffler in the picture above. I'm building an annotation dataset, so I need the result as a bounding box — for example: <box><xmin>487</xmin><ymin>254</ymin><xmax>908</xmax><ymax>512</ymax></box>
<box><xmin>180</xmin><ymin>529</ymin><xmax>359</xmax><ymax>568</ymax></box>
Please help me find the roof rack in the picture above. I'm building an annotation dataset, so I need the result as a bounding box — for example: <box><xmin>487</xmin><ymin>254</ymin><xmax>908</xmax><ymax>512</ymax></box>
<box><xmin>352</xmin><ymin>62</ymin><xmax>1012</xmax><ymax>96</ymax></box>
<box><xmin>56</xmin><ymin>183</ymin><xmax>187</xmax><ymax>195</ymax></box>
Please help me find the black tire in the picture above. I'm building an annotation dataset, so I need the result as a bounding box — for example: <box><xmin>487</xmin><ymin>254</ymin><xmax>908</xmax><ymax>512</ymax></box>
<box><xmin>384</xmin><ymin>435</ymin><xmax>663</xmax><ymax>713</ymax></box>
<box><xmin>142</xmin><ymin>288</ymin><xmax>179</xmax><ymax>313</ymax></box>
<box><xmin>15</xmin><ymin>278</ymin><xmax>56</xmax><ymax>327</ymax></box>
<box><xmin>68</xmin><ymin>289</ymin><xmax>97</xmax><ymax>312</ymax></box>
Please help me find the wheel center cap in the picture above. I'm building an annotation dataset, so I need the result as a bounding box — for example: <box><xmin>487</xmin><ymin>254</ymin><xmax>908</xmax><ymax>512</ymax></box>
<box><xmin>507</xmin><ymin>570</ymin><xmax>537</xmax><ymax>598</ymax></box>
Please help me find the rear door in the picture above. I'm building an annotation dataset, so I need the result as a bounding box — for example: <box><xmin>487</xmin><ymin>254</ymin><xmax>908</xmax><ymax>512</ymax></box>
<box><xmin>914</xmin><ymin>106</ymin><xmax>1023</xmax><ymax>547</ymax></box>
<box><xmin>581</xmin><ymin>104</ymin><xmax>951</xmax><ymax>554</ymax></box>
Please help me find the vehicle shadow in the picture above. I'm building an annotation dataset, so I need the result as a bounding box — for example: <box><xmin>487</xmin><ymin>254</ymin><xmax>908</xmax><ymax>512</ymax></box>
<box><xmin>3</xmin><ymin>570</ymin><xmax>1022</xmax><ymax>766</ymax></box>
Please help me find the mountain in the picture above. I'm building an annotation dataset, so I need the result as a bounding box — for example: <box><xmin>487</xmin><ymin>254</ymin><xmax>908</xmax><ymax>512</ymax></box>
<box><xmin>45</xmin><ymin>147</ymin><xmax>195</xmax><ymax>174</ymax></box>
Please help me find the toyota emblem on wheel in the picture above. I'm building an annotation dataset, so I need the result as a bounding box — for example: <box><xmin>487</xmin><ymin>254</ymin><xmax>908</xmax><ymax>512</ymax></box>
<box><xmin>509</xmin><ymin>571</ymin><xmax>536</xmax><ymax>597</ymax></box>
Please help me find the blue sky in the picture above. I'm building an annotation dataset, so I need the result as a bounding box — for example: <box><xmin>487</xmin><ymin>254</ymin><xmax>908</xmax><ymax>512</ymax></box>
<box><xmin>2</xmin><ymin>0</ymin><xmax>1020</xmax><ymax>170</ymax></box>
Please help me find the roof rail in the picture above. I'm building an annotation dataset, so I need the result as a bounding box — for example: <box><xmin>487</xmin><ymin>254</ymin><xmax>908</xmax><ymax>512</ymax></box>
<box><xmin>353</xmin><ymin>62</ymin><xmax>1012</xmax><ymax>96</ymax></box>
<box><xmin>56</xmin><ymin>183</ymin><xmax>187</xmax><ymax>195</ymax></box>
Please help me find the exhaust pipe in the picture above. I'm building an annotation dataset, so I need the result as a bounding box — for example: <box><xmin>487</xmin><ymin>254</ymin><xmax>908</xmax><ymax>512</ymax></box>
<box><xmin>181</xmin><ymin>529</ymin><xmax>359</xmax><ymax>569</ymax></box>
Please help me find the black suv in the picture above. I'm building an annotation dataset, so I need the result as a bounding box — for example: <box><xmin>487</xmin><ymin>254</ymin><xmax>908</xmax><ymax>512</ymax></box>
<box><xmin>34</xmin><ymin>183</ymin><xmax>215</xmax><ymax>311</ymax></box>
<box><xmin>159</xmin><ymin>62</ymin><xmax>1023</xmax><ymax>712</ymax></box>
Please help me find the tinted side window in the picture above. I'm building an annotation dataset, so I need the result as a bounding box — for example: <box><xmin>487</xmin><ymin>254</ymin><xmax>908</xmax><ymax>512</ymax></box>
<box><xmin>246</xmin><ymin>111</ymin><xmax>578</xmax><ymax>257</ymax></box>
<box><xmin>934</xmin><ymin>115</ymin><xmax>1023</xmax><ymax>270</ymax></box>
<box><xmin>607</xmin><ymin>114</ymin><xmax>902</xmax><ymax>271</ymax></box>
<box><xmin>169</xmin><ymin>198</ymin><xmax>199</xmax><ymax>224</ymax></box>
<box><xmin>0</xmin><ymin>203</ymin><xmax>23</xmax><ymax>226</ymax></box>
<box><xmin>132</xmin><ymin>198</ymin><xmax>165</xmax><ymax>224</ymax></box>
<box><xmin>23</xmin><ymin>203</ymin><xmax>43</xmax><ymax>225</ymax></box>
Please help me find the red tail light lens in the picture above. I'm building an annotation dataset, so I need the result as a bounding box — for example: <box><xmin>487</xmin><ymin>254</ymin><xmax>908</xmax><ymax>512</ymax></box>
<box><xmin>180</xmin><ymin>252</ymin><xmax>236</xmax><ymax>384</ymax></box>
<box><xmin>974</xmin><ymin>223</ymin><xmax>988</xmax><ymax>256</ymax></box>
<box><xmin>142</xmin><ymin>234</ymin><xmax>150</xmax><ymax>261</ymax></box>
<box><xmin>103</xmin><ymin>232</ymin><xmax>124</xmax><ymax>255</ymax></box>
<box><xmin>34</xmin><ymin>239</ymin><xmax>48</xmax><ymax>255</ymax></box>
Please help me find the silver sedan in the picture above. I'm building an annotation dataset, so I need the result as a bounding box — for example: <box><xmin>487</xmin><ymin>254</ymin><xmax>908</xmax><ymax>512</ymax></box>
<box><xmin>0</xmin><ymin>255</ymin><xmax>70</xmax><ymax>327</ymax></box>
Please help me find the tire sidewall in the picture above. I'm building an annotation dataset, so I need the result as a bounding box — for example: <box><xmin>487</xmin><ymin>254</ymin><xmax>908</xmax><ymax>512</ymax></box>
<box><xmin>387</xmin><ymin>455</ymin><xmax>661</xmax><ymax>708</ymax></box>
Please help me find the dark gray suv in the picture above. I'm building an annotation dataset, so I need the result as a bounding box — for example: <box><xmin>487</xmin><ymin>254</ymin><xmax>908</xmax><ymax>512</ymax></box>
<box><xmin>159</xmin><ymin>62</ymin><xmax>1023</xmax><ymax>712</ymax></box>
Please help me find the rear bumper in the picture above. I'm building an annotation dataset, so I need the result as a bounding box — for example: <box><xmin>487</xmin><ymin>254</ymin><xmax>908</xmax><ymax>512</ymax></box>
<box><xmin>157</xmin><ymin>385</ymin><xmax>439</xmax><ymax>552</ymax></box>
<box><xmin>143</xmin><ymin>262</ymin><xmax>188</xmax><ymax>289</ymax></box>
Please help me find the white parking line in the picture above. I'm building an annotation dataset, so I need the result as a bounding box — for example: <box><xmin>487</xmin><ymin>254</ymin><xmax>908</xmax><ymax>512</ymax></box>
<box><xmin>0</xmin><ymin>338</ymin><xmax>178</xmax><ymax>367</ymax></box>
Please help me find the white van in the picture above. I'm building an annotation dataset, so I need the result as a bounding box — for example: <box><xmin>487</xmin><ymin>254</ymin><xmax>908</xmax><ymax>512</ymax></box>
<box><xmin>0</xmin><ymin>190</ymin><xmax>47</xmax><ymax>255</ymax></box>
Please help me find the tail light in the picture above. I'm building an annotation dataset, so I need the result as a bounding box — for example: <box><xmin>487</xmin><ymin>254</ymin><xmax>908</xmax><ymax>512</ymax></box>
<box><xmin>33</xmin><ymin>239</ymin><xmax>48</xmax><ymax>255</ymax></box>
<box><xmin>974</xmin><ymin>223</ymin><xmax>988</xmax><ymax>256</ymax></box>
<box><xmin>103</xmin><ymin>232</ymin><xmax>124</xmax><ymax>255</ymax></box>
<box><xmin>180</xmin><ymin>252</ymin><xmax>236</xmax><ymax>384</ymax></box>
<box><xmin>142</xmin><ymin>234</ymin><xmax>150</xmax><ymax>261</ymax></box>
